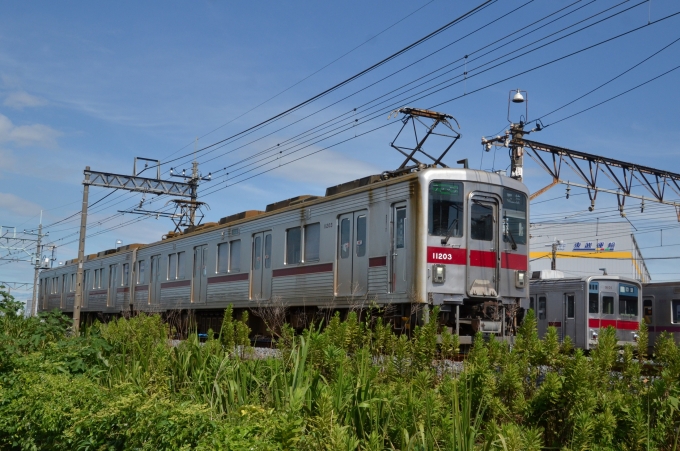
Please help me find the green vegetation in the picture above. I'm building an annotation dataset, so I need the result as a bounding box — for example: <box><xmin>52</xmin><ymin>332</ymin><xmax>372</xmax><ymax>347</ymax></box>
<box><xmin>1</xmin><ymin>289</ymin><xmax>679</xmax><ymax>450</ymax></box>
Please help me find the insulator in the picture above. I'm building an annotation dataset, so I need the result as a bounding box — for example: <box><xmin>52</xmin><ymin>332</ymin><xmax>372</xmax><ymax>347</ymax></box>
<box><xmin>566</xmin><ymin>183</ymin><xmax>571</xmax><ymax>199</ymax></box>
<box><xmin>641</xmin><ymin>198</ymin><xmax>645</xmax><ymax>213</ymax></box>
<box><xmin>588</xmin><ymin>199</ymin><xmax>595</xmax><ymax>212</ymax></box>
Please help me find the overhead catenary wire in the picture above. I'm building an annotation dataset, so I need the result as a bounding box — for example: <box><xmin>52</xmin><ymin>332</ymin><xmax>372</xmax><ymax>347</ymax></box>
<box><xmin>179</xmin><ymin>0</ymin><xmax>631</xmax><ymax>179</ymax></box>
<box><xmin>21</xmin><ymin>2</ymin><xmax>680</xmax><ymax>264</ymax></box>
<box><xmin>197</xmin><ymin>6</ymin><xmax>679</xmax><ymax>198</ymax></box>
<box><xmin>160</xmin><ymin>0</ymin><xmax>497</xmax><ymax>168</ymax></box>
<box><xmin>31</xmin><ymin>2</ymin><xmax>644</xmax><ymax>240</ymax></box>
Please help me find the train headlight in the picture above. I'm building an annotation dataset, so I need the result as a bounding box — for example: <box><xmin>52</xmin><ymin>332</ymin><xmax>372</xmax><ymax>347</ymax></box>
<box><xmin>633</xmin><ymin>333</ymin><xmax>639</xmax><ymax>342</ymax></box>
<box><xmin>515</xmin><ymin>270</ymin><xmax>526</xmax><ymax>288</ymax></box>
<box><xmin>433</xmin><ymin>264</ymin><xmax>445</xmax><ymax>284</ymax></box>
<box><xmin>591</xmin><ymin>330</ymin><xmax>598</xmax><ymax>340</ymax></box>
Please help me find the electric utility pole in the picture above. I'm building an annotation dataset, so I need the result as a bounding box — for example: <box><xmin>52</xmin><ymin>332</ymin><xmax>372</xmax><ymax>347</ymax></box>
<box><xmin>72</xmin><ymin>158</ymin><xmax>207</xmax><ymax>334</ymax></box>
<box><xmin>481</xmin><ymin>89</ymin><xmax>531</xmax><ymax>182</ymax></box>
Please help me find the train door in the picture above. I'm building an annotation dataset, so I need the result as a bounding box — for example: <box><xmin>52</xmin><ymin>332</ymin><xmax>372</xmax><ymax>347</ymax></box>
<box><xmin>600</xmin><ymin>290</ymin><xmax>616</xmax><ymax>329</ymax></box>
<box><xmin>643</xmin><ymin>296</ymin><xmax>655</xmax><ymax>350</ymax></box>
<box><xmin>108</xmin><ymin>264</ymin><xmax>117</xmax><ymax>307</ymax></box>
<box><xmin>337</xmin><ymin>210</ymin><xmax>369</xmax><ymax>296</ymax></box>
<box><xmin>61</xmin><ymin>275</ymin><xmax>66</xmax><ymax>309</ymax></box>
<box><xmin>564</xmin><ymin>293</ymin><xmax>576</xmax><ymax>342</ymax></box>
<box><xmin>537</xmin><ymin>294</ymin><xmax>547</xmax><ymax>337</ymax></box>
<box><xmin>251</xmin><ymin>232</ymin><xmax>272</xmax><ymax>300</ymax></box>
<box><xmin>83</xmin><ymin>270</ymin><xmax>90</xmax><ymax>308</ymax></box>
<box><xmin>467</xmin><ymin>195</ymin><xmax>499</xmax><ymax>297</ymax></box>
<box><xmin>149</xmin><ymin>255</ymin><xmax>162</xmax><ymax>305</ymax></box>
<box><xmin>391</xmin><ymin>203</ymin><xmax>407</xmax><ymax>294</ymax></box>
<box><xmin>192</xmin><ymin>245</ymin><xmax>208</xmax><ymax>303</ymax></box>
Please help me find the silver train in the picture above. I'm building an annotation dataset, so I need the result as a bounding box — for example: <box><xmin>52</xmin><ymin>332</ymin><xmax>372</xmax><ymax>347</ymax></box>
<box><xmin>642</xmin><ymin>281</ymin><xmax>680</xmax><ymax>349</ymax></box>
<box><xmin>530</xmin><ymin>272</ymin><xmax>642</xmax><ymax>350</ymax></box>
<box><xmin>38</xmin><ymin>167</ymin><xmax>530</xmax><ymax>341</ymax></box>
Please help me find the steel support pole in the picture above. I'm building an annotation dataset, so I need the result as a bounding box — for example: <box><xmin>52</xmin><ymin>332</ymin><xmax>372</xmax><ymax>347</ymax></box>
<box><xmin>73</xmin><ymin>167</ymin><xmax>91</xmax><ymax>334</ymax></box>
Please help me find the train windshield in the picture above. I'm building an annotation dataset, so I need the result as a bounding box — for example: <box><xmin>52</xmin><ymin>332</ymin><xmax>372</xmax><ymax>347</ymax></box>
<box><xmin>619</xmin><ymin>284</ymin><xmax>639</xmax><ymax>316</ymax></box>
<box><xmin>503</xmin><ymin>189</ymin><xmax>527</xmax><ymax>246</ymax></box>
<box><xmin>429</xmin><ymin>181</ymin><xmax>463</xmax><ymax>237</ymax></box>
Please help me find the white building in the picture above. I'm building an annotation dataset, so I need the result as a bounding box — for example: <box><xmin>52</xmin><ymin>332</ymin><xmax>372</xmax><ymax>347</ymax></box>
<box><xmin>530</xmin><ymin>222</ymin><xmax>650</xmax><ymax>282</ymax></box>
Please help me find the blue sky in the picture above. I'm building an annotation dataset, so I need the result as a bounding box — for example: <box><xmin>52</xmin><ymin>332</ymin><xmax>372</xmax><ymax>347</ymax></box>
<box><xmin>2</xmin><ymin>0</ymin><xmax>680</xmax><ymax>300</ymax></box>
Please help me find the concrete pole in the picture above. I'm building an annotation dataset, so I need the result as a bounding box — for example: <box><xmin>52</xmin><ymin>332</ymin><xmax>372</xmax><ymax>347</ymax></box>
<box><xmin>73</xmin><ymin>167</ymin><xmax>91</xmax><ymax>335</ymax></box>
<box><xmin>551</xmin><ymin>242</ymin><xmax>557</xmax><ymax>271</ymax></box>
<box><xmin>510</xmin><ymin>123</ymin><xmax>525</xmax><ymax>182</ymax></box>
<box><xmin>31</xmin><ymin>212</ymin><xmax>43</xmax><ymax>317</ymax></box>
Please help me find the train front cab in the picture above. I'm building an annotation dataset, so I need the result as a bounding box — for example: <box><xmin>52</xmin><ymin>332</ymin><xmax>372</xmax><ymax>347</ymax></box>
<box><xmin>418</xmin><ymin>169</ymin><xmax>529</xmax><ymax>343</ymax></box>
<box><xmin>585</xmin><ymin>279</ymin><xmax>641</xmax><ymax>349</ymax></box>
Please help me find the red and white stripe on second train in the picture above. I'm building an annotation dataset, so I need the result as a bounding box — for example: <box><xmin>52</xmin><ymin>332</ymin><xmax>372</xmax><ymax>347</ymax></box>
<box><xmin>426</xmin><ymin>246</ymin><xmax>527</xmax><ymax>271</ymax></box>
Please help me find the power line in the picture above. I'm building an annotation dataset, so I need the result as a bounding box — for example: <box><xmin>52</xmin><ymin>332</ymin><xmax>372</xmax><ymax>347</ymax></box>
<box><xmin>161</xmin><ymin>0</ymin><xmax>496</xmax><ymax>168</ymax></box>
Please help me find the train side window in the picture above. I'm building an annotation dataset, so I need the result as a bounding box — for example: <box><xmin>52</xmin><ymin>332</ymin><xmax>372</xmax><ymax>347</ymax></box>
<box><xmin>264</xmin><ymin>234</ymin><xmax>272</xmax><ymax>269</ymax></box>
<box><xmin>588</xmin><ymin>292</ymin><xmax>599</xmax><ymax>313</ymax></box>
<box><xmin>217</xmin><ymin>243</ymin><xmax>229</xmax><ymax>273</ymax></box>
<box><xmin>602</xmin><ymin>296</ymin><xmax>614</xmax><ymax>315</ymax></box>
<box><xmin>396</xmin><ymin>209</ymin><xmax>406</xmax><ymax>248</ymax></box>
<box><xmin>286</xmin><ymin>227</ymin><xmax>302</xmax><ymax>264</ymax></box>
<box><xmin>356</xmin><ymin>216</ymin><xmax>367</xmax><ymax>257</ymax></box>
<box><xmin>502</xmin><ymin>189</ymin><xmax>527</xmax><ymax>245</ymax></box>
<box><xmin>93</xmin><ymin>269</ymin><xmax>101</xmax><ymax>289</ymax></box>
<box><xmin>122</xmin><ymin>263</ymin><xmax>129</xmax><ymax>286</ymax></box>
<box><xmin>643</xmin><ymin>299</ymin><xmax>653</xmax><ymax>324</ymax></box>
<box><xmin>471</xmin><ymin>202</ymin><xmax>494</xmax><ymax>241</ymax></box>
<box><xmin>253</xmin><ymin>236</ymin><xmax>262</xmax><ymax>270</ymax></box>
<box><xmin>340</xmin><ymin>218</ymin><xmax>351</xmax><ymax>258</ymax></box>
<box><xmin>71</xmin><ymin>273</ymin><xmax>76</xmax><ymax>292</ymax></box>
<box><xmin>538</xmin><ymin>296</ymin><xmax>546</xmax><ymax>320</ymax></box>
<box><xmin>138</xmin><ymin>260</ymin><xmax>146</xmax><ymax>284</ymax></box>
<box><xmin>567</xmin><ymin>295</ymin><xmax>575</xmax><ymax>319</ymax></box>
<box><xmin>177</xmin><ymin>252</ymin><xmax>186</xmax><ymax>279</ymax></box>
<box><xmin>529</xmin><ymin>296</ymin><xmax>535</xmax><ymax>311</ymax></box>
<box><xmin>672</xmin><ymin>300</ymin><xmax>680</xmax><ymax>324</ymax></box>
<box><xmin>168</xmin><ymin>253</ymin><xmax>177</xmax><ymax>280</ymax></box>
<box><xmin>229</xmin><ymin>240</ymin><xmax>241</xmax><ymax>272</ymax></box>
<box><xmin>304</xmin><ymin>223</ymin><xmax>320</xmax><ymax>262</ymax></box>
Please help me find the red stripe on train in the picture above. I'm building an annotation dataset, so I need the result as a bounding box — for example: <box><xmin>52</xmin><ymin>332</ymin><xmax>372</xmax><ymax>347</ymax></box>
<box><xmin>272</xmin><ymin>263</ymin><xmax>333</xmax><ymax>278</ymax></box>
<box><xmin>427</xmin><ymin>247</ymin><xmax>466</xmax><ymax>264</ymax></box>
<box><xmin>427</xmin><ymin>247</ymin><xmax>527</xmax><ymax>270</ymax></box>
<box><xmin>501</xmin><ymin>252</ymin><xmax>527</xmax><ymax>271</ymax></box>
<box><xmin>469</xmin><ymin>250</ymin><xmax>496</xmax><ymax>268</ymax></box>
<box><xmin>588</xmin><ymin>318</ymin><xmax>640</xmax><ymax>331</ymax></box>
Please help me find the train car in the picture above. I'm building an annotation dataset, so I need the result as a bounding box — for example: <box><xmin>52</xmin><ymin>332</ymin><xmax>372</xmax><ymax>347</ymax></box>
<box><xmin>641</xmin><ymin>281</ymin><xmax>680</xmax><ymax>349</ymax></box>
<box><xmin>38</xmin><ymin>166</ymin><xmax>530</xmax><ymax>342</ymax></box>
<box><xmin>530</xmin><ymin>272</ymin><xmax>642</xmax><ymax>349</ymax></box>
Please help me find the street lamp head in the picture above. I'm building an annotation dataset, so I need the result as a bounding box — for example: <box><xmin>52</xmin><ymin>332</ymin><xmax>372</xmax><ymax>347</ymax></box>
<box><xmin>512</xmin><ymin>89</ymin><xmax>525</xmax><ymax>103</ymax></box>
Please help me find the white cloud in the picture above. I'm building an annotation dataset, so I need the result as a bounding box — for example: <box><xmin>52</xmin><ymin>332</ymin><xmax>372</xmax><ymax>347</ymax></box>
<box><xmin>0</xmin><ymin>192</ymin><xmax>42</xmax><ymax>217</ymax></box>
<box><xmin>0</xmin><ymin>114</ymin><xmax>61</xmax><ymax>147</ymax></box>
<box><xmin>3</xmin><ymin>91</ymin><xmax>48</xmax><ymax>109</ymax></box>
<box><xmin>0</xmin><ymin>148</ymin><xmax>16</xmax><ymax>176</ymax></box>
